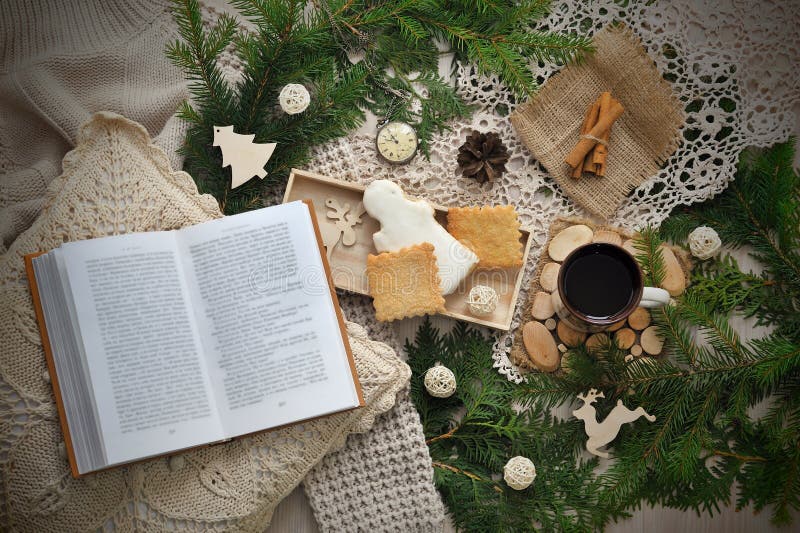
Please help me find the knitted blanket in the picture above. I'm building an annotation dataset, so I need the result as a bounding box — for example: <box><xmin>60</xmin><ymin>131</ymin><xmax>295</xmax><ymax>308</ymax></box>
<box><xmin>0</xmin><ymin>113</ymin><xmax>412</xmax><ymax>532</ymax></box>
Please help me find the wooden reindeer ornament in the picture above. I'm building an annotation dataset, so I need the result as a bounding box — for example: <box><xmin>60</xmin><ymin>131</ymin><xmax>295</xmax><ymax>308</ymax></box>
<box><xmin>319</xmin><ymin>198</ymin><xmax>366</xmax><ymax>261</ymax></box>
<box><xmin>573</xmin><ymin>388</ymin><xmax>656</xmax><ymax>458</ymax></box>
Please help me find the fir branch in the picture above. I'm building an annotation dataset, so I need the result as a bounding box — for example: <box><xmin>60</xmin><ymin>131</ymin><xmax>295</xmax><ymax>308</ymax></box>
<box><xmin>632</xmin><ymin>225</ymin><xmax>666</xmax><ymax>287</ymax></box>
<box><xmin>168</xmin><ymin>0</ymin><xmax>591</xmax><ymax>214</ymax></box>
<box><xmin>407</xmin><ymin>318</ymin><xmax>619</xmax><ymax>530</ymax></box>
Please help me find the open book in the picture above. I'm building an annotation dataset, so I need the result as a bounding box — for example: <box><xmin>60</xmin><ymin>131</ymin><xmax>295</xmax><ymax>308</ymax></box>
<box><xmin>26</xmin><ymin>200</ymin><xmax>363</xmax><ymax>477</ymax></box>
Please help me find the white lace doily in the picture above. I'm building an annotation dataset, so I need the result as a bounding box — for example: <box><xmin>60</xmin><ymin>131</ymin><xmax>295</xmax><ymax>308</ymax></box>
<box><xmin>307</xmin><ymin>0</ymin><xmax>800</xmax><ymax>383</ymax></box>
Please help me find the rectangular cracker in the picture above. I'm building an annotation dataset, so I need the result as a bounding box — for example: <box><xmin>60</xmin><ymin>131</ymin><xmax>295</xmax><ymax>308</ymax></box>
<box><xmin>447</xmin><ymin>205</ymin><xmax>523</xmax><ymax>269</ymax></box>
<box><xmin>366</xmin><ymin>242</ymin><xmax>446</xmax><ymax>322</ymax></box>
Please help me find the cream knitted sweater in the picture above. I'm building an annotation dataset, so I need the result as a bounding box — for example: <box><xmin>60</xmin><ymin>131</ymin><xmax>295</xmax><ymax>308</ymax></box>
<box><xmin>0</xmin><ymin>0</ymin><xmax>189</xmax><ymax>252</ymax></box>
<box><xmin>0</xmin><ymin>2</ymin><xmax>445</xmax><ymax>531</ymax></box>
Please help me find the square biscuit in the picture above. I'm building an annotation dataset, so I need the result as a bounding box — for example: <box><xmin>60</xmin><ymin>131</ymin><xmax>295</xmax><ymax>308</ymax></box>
<box><xmin>366</xmin><ymin>243</ymin><xmax>446</xmax><ymax>322</ymax></box>
<box><xmin>447</xmin><ymin>205</ymin><xmax>523</xmax><ymax>269</ymax></box>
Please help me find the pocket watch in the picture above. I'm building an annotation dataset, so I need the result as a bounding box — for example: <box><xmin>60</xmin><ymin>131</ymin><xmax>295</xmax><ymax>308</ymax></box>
<box><xmin>375</xmin><ymin>121</ymin><xmax>418</xmax><ymax>164</ymax></box>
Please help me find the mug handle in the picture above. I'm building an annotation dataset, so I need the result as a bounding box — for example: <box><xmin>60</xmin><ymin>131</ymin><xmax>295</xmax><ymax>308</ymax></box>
<box><xmin>640</xmin><ymin>287</ymin><xmax>671</xmax><ymax>308</ymax></box>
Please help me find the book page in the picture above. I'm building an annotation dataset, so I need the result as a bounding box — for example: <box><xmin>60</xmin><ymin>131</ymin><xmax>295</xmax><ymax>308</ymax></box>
<box><xmin>60</xmin><ymin>232</ymin><xmax>224</xmax><ymax>466</ymax></box>
<box><xmin>177</xmin><ymin>201</ymin><xmax>360</xmax><ymax>438</ymax></box>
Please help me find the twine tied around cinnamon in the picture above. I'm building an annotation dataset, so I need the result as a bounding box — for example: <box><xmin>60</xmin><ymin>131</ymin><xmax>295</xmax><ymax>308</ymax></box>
<box><xmin>565</xmin><ymin>93</ymin><xmax>625</xmax><ymax>175</ymax></box>
<box><xmin>509</xmin><ymin>24</ymin><xmax>685</xmax><ymax>220</ymax></box>
<box><xmin>580</xmin><ymin>134</ymin><xmax>609</xmax><ymax>146</ymax></box>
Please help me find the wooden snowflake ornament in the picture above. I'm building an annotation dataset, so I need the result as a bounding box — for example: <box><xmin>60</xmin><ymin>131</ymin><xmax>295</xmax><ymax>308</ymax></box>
<box><xmin>213</xmin><ymin>126</ymin><xmax>277</xmax><ymax>189</ymax></box>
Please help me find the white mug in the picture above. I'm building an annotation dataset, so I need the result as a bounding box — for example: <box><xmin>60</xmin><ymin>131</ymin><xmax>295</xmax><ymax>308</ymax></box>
<box><xmin>551</xmin><ymin>243</ymin><xmax>670</xmax><ymax>333</ymax></box>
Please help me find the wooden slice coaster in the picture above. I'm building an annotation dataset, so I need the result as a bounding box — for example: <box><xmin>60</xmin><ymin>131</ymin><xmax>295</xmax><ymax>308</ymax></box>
<box><xmin>614</xmin><ymin>328</ymin><xmax>636</xmax><ymax>350</ymax></box>
<box><xmin>627</xmin><ymin>307</ymin><xmax>651</xmax><ymax>331</ymax></box>
<box><xmin>606</xmin><ymin>319</ymin><xmax>626</xmax><ymax>332</ymax></box>
<box><xmin>531</xmin><ymin>291</ymin><xmax>555</xmax><ymax>320</ymax></box>
<box><xmin>510</xmin><ymin>216</ymin><xmax>693</xmax><ymax>375</ymax></box>
<box><xmin>621</xmin><ymin>239</ymin><xmax>637</xmax><ymax>257</ymax></box>
<box><xmin>592</xmin><ymin>229</ymin><xmax>622</xmax><ymax>246</ymax></box>
<box><xmin>557</xmin><ymin>320</ymin><xmax>587</xmax><ymax>348</ymax></box>
<box><xmin>585</xmin><ymin>333</ymin><xmax>609</xmax><ymax>354</ymax></box>
<box><xmin>640</xmin><ymin>326</ymin><xmax>665</xmax><ymax>355</ymax></box>
<box><xmin>522</xmin><ymin>321</ymin><xmax>560</xmax><ymax>372</ymax></box>
<box><xmin>548</xmin><ymin>225</ymin><xmax>593</xmax><ymax>261</ymax></box>
<box><xmin>540</xmin><ymin>263</ymin><xmax>560</xmax><ymax>292</ymax></box>
<box><xmin>659</xmin><ymin>244</ymin><xmax>686</xmax><ymax>296</ymax></box>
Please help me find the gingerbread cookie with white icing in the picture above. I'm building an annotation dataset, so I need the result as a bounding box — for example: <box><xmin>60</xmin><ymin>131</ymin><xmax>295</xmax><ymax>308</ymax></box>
<box><xmin>363</xmin><ymin>180</ymin><xmax>478</xmax><ymax>295</ymax></box>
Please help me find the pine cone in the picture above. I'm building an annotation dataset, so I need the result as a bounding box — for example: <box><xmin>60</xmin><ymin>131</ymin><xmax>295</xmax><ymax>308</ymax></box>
<box><xmin>457</xmin><ymin>131</ymin><xmax>509</xmax><ymax>185</ymax></box>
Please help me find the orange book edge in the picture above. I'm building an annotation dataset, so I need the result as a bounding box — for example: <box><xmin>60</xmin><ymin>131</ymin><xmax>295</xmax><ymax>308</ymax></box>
<box><xmin>24</xmin><ymin>199</ymin><xmax>363</xmax><ymax>478</ymax></box>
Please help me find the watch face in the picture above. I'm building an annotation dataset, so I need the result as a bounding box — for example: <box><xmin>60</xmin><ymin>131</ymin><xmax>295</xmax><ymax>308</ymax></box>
<box><xmin>376</xmin><ymin>121</ymin><xmax>418</xmax><ymax>164</ymax></box>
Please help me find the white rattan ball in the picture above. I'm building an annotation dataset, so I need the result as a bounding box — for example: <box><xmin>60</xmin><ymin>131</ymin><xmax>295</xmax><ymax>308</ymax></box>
<box><xmin>278</xmin><ymin>83</ymin><xmax>310</xmax><ymax>114</ymax></box>
<box><xmin>424</xmin><ymin>364</ymin><xmax>457</xmax><ymax>398</ymax></box>
<box><xmin>503</xmin><ymin>456</ymin><xmax>536</xmax><ymax>490</ymax></box>
<box><xmin>688</xmin><ymin>226</ymin><xmax>721</xmax><ymax>260</ymax></box>
<box><xmin>466</xmin><ymin>285</ymin><xmax>498</xmax><ymax>316</ymax></box>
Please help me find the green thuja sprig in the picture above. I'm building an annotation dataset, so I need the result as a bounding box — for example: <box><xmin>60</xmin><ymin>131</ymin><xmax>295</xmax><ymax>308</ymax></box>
<box><xmin>408</xmin><ymin>319</ymin><xmax>620</xmax><ymax>531</ymax></box>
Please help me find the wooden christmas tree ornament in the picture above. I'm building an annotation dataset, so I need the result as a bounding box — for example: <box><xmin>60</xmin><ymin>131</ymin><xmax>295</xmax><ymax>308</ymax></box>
<box><xmin>213</xmin><ymin>126</ymin><xmax>277</xmax><ymax>189</ymax></box>
<box><xmin>573</xmin><ymin>388</ymin><xmax>655</xmax><ymax>458</ymax></box>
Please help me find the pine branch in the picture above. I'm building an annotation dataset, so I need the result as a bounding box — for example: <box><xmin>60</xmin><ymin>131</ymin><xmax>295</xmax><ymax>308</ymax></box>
<box><xmin>407</xmin><ymin>318</ymin><xmax>620</xmax><ymax>531</ymax></box>
<box><xmin>632</xmin><ymin>225</ymin><xmax>666</xmax><ymax>287</ymax></box>
<box><xmin>168</xmin><ymin>0</ymin><xmax>590</xmax><ymax>213</ymax></box>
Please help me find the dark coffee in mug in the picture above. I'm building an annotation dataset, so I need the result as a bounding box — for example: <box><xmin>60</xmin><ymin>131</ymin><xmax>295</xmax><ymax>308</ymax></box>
<box><xmin>560</xmin><ymin>243</ymin><xmax>641</xmax><ymax>320</ymax></box>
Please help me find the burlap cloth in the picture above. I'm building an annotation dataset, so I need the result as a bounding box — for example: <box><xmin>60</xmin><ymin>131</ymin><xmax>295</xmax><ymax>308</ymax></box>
<box><xmin>510</xmin><ymin>216</ymin><xmax>692</xmax><ymax>371</ymax></box>
<box><xmin>510</xmin><ymin>24</ymin><xmax>684</xmax><ymax>220</ymax></box>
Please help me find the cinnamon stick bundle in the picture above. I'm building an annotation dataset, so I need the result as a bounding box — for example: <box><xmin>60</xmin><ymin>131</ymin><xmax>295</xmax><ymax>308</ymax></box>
<box><xmin>566</xmin><ymin>92</ymin><xmax>624</xmax><ymax>178</ymax></box>
<box><xmin>572</xmin><ymin>101</ymin><xmax>600</xmax><ymax>178</ymax></box>
<box><xmin>590</xmin><ymin>92</ymin><xmax>613</xmax><ymax>176</ymax></box>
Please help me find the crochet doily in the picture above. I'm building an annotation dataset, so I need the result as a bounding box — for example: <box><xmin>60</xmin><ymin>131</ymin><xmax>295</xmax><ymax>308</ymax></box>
<box><xmin>306</xmin><ymin>0</ymin><xmax>800</xmax><ymax>383</ymax></box>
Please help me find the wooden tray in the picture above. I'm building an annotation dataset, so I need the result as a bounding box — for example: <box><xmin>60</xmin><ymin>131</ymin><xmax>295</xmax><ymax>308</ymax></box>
<box><xmin>283</xmin><ymin>169</ymin><xmax>533</xmax><ymax>330</ymax></box>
